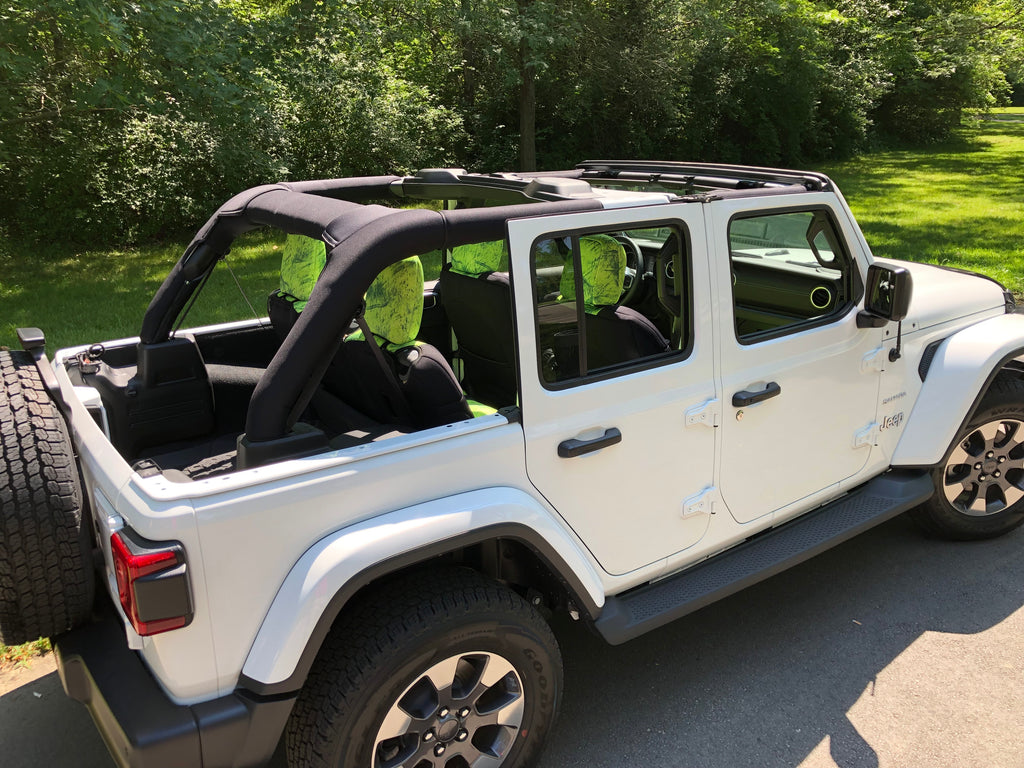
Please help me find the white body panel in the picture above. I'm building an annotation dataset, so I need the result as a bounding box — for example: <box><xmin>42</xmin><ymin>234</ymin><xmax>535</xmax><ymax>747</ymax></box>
<box><xmin>174</xmin><ymin>420</ymin><xmax>561</xmax><ymax>701</ymax></box>
<box><xmin>55</xmin><ymin>350</ymin><xmax>611</xmax><ymax>702</ymax></box>
<box><xmin>867</xmin><ymin>262</ymin><xmax>1007</xmax><ymax>467</ymax></box>
<box><xmin>893</xmin><ymin>313</ymin><xmax>1024</xmax><ymax>466</ymax></box>
<box><xmin>875</xmin><ymin>259</ymin><xmax>1008</xmax><ymax>333</ymax></box>
<box><xmin>242</xmin><ymin>487</ymin><xmax>604</xmax><ymax>686</ymax></box>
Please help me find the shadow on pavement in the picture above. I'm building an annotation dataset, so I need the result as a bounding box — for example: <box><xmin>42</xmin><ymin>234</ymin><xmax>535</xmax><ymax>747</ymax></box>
<box><xmin>539</xmin><ymin>515</ymin><xmax>1024</xmax><ymax>768</ymax></box>
<box><xmin>0</xmin><ymin>666</ymin><xmax>112</xmax><ymax>767</ymax></box>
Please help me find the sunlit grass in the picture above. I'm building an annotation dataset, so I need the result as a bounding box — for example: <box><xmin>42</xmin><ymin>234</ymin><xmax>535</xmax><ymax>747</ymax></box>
<box><xmin>2</xmin><ymin>113</ymin><xmax>1022</xmax><ymax>352</ymax></box>
<box><xmin>0</xmin><ymin>227</ymin><xmax>446</xmax><ymax>351</ymax></box>
<box><xmin>0</xmin><ymin>230</ymin><xmax>288</xmax><ymax>351</ymax></box>
<box><xmin>822</xmin><ymin>107</ymin><xmax>1024</xmax><ymax>294</ymax></box>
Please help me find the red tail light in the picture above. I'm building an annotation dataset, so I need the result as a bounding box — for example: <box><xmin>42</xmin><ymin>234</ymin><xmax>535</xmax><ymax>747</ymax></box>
<box><xmin>111</xmin><ymin>528</ymin><xmax>193</xmax><ymax>636</ymax></box>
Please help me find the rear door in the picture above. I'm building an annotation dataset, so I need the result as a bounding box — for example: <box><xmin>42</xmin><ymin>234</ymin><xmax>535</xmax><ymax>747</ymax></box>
<box><xmin>508</xmin><ymin>205</ymin><xmax>718</xmax><ymax>576</ymax></box>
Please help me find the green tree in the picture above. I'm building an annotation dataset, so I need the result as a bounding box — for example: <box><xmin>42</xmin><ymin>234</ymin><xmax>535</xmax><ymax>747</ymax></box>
<box><xmin>0</xmin><ymin>0</ymin><xmax>285</xmax><ymax>241</ymax></box>
<box><xmin>2</xmin><ymin>0</ymin><xmax>1021</xmax><ymax>246</ymax></box>
<box><xmin>869</xmin><ymin>0</ymin><xmax>1011</xmax><ymax>142</ymax></box>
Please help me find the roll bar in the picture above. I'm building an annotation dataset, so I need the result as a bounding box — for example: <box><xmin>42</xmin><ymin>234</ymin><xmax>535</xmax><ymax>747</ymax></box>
<box><xmin>138</xmin><ymin>177</ymin><xmax>601</xmax><ymax>443</ymax></box>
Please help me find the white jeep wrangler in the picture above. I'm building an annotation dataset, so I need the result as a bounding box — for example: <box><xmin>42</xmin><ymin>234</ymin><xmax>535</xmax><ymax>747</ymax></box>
<box><xmin>2</xmin><ymin>161</ymin><xmax>1023</xmax><ymax>768</ymax></box>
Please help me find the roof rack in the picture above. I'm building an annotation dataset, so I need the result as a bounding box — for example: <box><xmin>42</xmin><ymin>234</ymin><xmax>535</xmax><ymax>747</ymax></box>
<box><xmin>577</xmin><ymin>160</ymin><xmax>833</xmax><ymax>192</ymax></box>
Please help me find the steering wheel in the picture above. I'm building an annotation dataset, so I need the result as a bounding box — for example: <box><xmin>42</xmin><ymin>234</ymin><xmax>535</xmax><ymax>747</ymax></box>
<box><xmin>614</xmin><ymin>235</ymin><xmax>645</xmax><ymax>306</ymax></box>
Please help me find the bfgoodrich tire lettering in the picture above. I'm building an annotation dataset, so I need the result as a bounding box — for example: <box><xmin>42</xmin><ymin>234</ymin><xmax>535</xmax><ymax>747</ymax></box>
<box><xmin>911</xmin><ymin>372</ymin><xmax>1024</xmax><ymax>541</ymax></box>
<box><xmin>286</xmin><ymin>568</ymin><xmax>562</xmax><ymax>768</ymax></box>
<box><xmin>0</xmin><ymin>350</ymin><xmax>94</xmax><ymax>644</ymax></box>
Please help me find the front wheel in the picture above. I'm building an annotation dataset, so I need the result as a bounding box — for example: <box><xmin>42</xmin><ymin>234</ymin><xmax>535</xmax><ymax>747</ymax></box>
<box><xmin>911</xmin><ymin>373</ymin><xmax>1024</xmax><ymax>540</ymax></box>
<box><xmin>286</xmin><ymin>568</ymin><xmax>562</xmax><ymax>768</ymax></box>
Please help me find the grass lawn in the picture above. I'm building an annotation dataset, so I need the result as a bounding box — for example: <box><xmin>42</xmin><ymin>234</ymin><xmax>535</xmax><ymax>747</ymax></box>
<box><xmin>2</xmin><ymin>230</ymin><xmax>288</xmax><ymax>352</ymax></box>
<box><xmin>822</xmin><ymin>108</ymin><xmax>1024</xmax><ymax>294</ymax></box>
<box><xmin>2</xmin><ymin>112</ymin><xmax>1022</xmax><ymax>351</ymax></box>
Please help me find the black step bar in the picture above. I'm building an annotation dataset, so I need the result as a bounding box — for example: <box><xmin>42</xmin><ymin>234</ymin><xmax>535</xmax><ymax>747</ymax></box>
<box><xmin>595</xmin><ymin>470</ymin><xmax>934</xmax><ymax>645</ymax></box>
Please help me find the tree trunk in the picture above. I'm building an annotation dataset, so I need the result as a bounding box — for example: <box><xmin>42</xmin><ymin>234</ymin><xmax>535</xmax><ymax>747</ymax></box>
<box><xmin>519</xmin><ymin>63</ymin><xmax>537</xmax><ymax>171</ymax></box>
<box><xmin>460</xmin><ymin>0</ymin><xmax>476</xmax><ymax>110</ymax></box>
<box><xmin>517</xmin><ymin>0</ymin><xmax>536</xmax><ymax>172</ymax></box>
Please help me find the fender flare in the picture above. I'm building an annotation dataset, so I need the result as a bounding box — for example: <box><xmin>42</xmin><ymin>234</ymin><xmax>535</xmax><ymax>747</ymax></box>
<box><xmin>238</xmin><ymin>488</ymin><xmax>605</xmax><ymax>696</ymax></box>
<box><xmin>892</xmin><ymin>314</ymin><xmax>1024</xmax><ymax>467</ymax></box>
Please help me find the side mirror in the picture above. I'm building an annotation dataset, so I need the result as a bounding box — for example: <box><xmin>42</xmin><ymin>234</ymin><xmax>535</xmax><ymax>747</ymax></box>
<box><xmin>858</xmin><ymin>264</ymin><xmax>912</xmax><ymax>327</ymax></box>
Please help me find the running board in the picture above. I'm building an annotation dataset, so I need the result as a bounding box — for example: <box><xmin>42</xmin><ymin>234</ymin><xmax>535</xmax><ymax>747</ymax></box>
<box><xmin>595</xmin><ymin>470</ymin><xmax>934</xmax><ymax>645</ymax></box>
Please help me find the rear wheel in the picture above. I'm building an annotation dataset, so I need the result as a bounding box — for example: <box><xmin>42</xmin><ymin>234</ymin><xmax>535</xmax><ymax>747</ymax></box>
<box><xmin>286</xmin><ymin>568</ymin><xmax>562</xmax><ymax>768</ymax></box>
<box><xmin>911</xmin><ymin>373</ymin><xmax>1024</xmax><ymax>540</ymax></box>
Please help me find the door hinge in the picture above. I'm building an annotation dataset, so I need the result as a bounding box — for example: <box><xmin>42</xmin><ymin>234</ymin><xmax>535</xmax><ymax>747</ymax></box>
<box><xmin>854</xmin><ymin>422</ymin><xmax>879</xmax><ymax>449</ymax></box>
<box><xmin>685</xmin><ymin>399</ymin><xmax>720</xmax><ymax>428</ymax></box>
<box><xmin>861</xmin><ymin>347</ymin><xmax>887</xmax><ymax>374</ymax></box>
<box><xmin>683</xmin><ymin>486</ymin><xmax>716</xmax><ymax>518</ymax></box>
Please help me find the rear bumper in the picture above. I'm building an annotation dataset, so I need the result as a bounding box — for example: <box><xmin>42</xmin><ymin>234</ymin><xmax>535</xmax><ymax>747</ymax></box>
<box><xmin>54</xmin><ymin>595</ymin><xmax>294</xmax><ymax>768</ymax></box>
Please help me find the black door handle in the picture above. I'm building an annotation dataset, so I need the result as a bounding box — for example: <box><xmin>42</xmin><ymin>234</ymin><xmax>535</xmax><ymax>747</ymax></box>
<box><xmin>732</xmin><ymin>382</ymin><xmax>781</xmax><ymax>407</ymax></box>
<box><xmin>558</xmin><ymin>427</ymin><xmax>622</xmax><ymax>458</ymax></box>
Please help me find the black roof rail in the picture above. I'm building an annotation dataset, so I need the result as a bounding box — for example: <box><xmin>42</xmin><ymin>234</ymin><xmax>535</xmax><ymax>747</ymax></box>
<box><xmin>398</xmin><ymin>169</ymin><xmax>594</xmax><ymax>202</ymax></box>
<box><xmin>577</xmin><ymin>160</ymin><xmax>833</xmax><ymax>192</ymax></box>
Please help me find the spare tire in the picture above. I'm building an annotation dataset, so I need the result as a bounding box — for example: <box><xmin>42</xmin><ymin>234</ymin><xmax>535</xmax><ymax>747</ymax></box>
<box><xmin>0</xmin><ymin>350</ymin><xmax>94</xmax><ymax>645</ymax></box>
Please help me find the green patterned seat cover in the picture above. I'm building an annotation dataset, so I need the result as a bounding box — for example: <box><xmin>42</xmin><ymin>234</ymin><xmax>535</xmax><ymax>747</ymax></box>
<box><xmin>278</xmin><ymin>234</ymin><xmax>327</xmax><ymax>313</ymax></box>
<box><xmin>450</xmin><ymin>240</ymin><xmax>510</xmax><ymax>277</ymax></box>
<box><xmin>347</xmin><ymin>256</ymin><xmax>425</xmax><ymax>350</ymax></box>
<box><xmin>558</xmin><ymin>234</ymin><xmax>626</xmax><ymax>313</ymax></box>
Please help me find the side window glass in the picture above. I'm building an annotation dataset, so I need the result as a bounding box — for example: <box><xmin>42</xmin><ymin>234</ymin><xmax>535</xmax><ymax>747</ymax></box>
<box><xmin>729</xmin><ymin>209</ymin><xmax>853</xmax><ymax>342</ymax></box>
<box><xmin>533</xmin><ymin>225</ymin><xmax>688</xmax><ymax>387</ymax></box>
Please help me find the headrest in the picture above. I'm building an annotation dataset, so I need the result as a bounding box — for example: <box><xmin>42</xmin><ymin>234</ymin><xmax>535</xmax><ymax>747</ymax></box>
<box><xmin>559</xmin><ymin>235</ymin><xmax>625</xmax><ymax>311</ymax></box>
<box><xmin>279</xmin><ymin>234</ymin><xmax>327</xmax><ymax>311</ymax></box>
<box><xmin>363</xmin><ymin>256</ymin><xmax>424</xmax><ymax>348</ymax></box>
<box><xmin>450</xmin><ymin>240</ymin><xmax>509</xmax><ymax>276</ymax></box>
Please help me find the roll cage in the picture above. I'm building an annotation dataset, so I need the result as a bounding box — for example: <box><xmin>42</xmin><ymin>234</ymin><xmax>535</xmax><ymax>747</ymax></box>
<box><xmin>138</xmin><ymin>163</ymin><xmax>835</xmax><ymax>456</ymax></box>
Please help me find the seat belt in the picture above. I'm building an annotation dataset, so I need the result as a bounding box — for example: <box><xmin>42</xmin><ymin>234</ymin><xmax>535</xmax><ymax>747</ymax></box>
<box><xmin>354</xmin><ymin>313</ymin><xmax>417</xmax><ymax>427</ymax></box>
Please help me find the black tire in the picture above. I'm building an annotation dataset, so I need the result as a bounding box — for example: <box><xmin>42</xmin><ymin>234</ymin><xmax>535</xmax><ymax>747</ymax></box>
<box><xmin>911</xmin><ymin>372</ymin><xmax>1024</xmax><ymax>541</ymax></box>
<box><xmin>286</xmin><ymin>568</ymin><xmax>562</xmax><ymax>768</ymax></box>
<box><xmin>0</xmin><ymin>350</ymin><xmax>94</xmax><ymax>644</ymax></box>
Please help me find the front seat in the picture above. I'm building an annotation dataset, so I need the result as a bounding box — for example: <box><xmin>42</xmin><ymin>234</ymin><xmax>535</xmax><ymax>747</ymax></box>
<box><xmin>560</xmin><ymin>234</ymin><xmax>670</xmax><ymax>371</ymax></box>
<box><xmin>438</xmin><ymin>240</ymin><xmax>517</xmax><ymax>407</ymax></box>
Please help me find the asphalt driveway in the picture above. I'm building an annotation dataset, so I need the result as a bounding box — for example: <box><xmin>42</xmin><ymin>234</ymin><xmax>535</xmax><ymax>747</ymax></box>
<box><xmin>2</xmin><ymin>514</ymin><xmax>1021</xmax><ymax>767</ymax></box>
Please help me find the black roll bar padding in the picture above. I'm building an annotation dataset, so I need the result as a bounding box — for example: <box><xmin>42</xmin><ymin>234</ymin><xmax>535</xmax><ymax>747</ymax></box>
<box><xmin>140</xmin><ymin>178</ymin><xmax>403</xmax><ymax>345</ymax></box>
<box><xmin>282</xmin><ymin>176</ymin><xmax>402</xmax><ymax>199</ymax></box>
<box><xmin>141</xmin><ymin>184</ymin><xmax>287</xmax><ymax>344</ymax></box>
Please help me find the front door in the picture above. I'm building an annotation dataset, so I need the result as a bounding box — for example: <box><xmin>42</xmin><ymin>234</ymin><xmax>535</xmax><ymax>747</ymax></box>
<box><xmin>708</xmin><ymin>197</ymin><xmax>883</xmax><ymax>524</ymax></box>
<box><xmin>508</xmin><ymin>205</ymin><xmax>718</xmax><ymax>576</ymax></box>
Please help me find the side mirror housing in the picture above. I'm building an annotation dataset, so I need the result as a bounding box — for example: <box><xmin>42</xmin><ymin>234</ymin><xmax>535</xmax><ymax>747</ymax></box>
<box><xmin>858</xmin><ymin>264</ymin><xmax>912</xmax><ymax>327</ymax></box>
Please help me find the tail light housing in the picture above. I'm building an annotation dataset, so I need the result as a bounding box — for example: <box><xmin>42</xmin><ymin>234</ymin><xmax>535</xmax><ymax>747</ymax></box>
<box><xmin>111</xmin><ymin>528</ymin><xmax>193</xmax><ymax>636</ymax></box>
